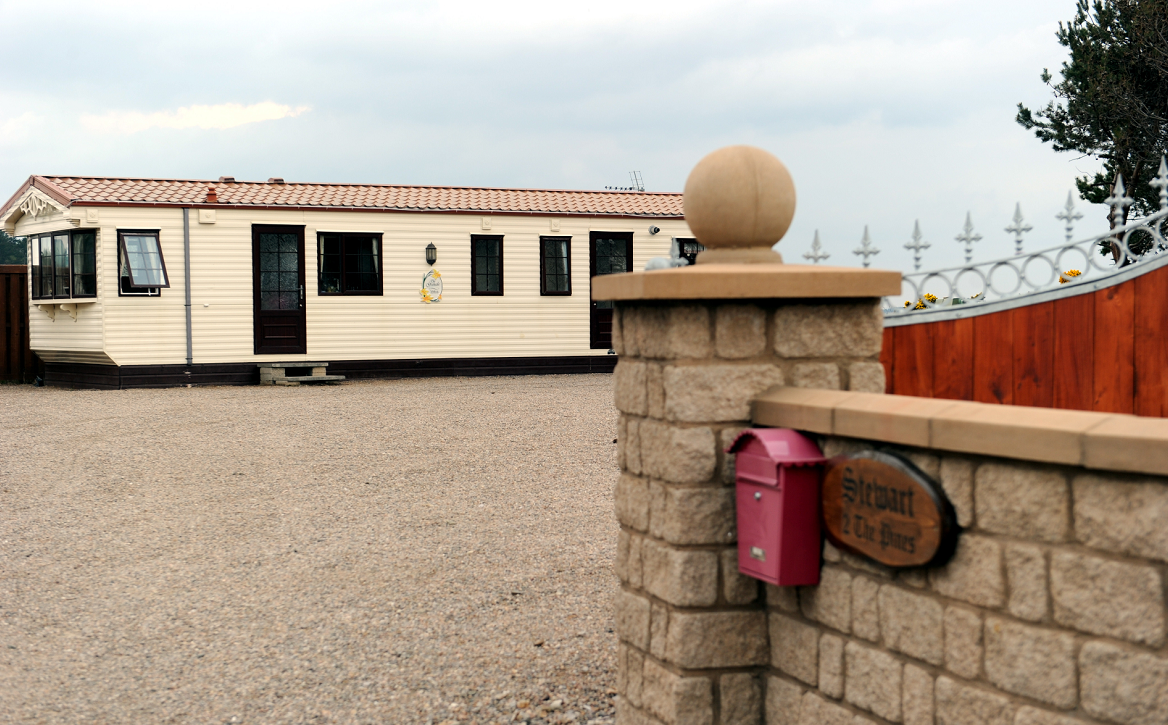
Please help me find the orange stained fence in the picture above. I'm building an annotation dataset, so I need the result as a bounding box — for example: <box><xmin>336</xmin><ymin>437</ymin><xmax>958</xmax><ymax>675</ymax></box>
<box><xmin>880</xmin><ymin>260</ymin><xmax>1168</xmax><ymax>417</ymax></box>
<box><xmin>0</xmin><ymin>264</ymin><xmax>36</xmax><ymax>383</ymax></box>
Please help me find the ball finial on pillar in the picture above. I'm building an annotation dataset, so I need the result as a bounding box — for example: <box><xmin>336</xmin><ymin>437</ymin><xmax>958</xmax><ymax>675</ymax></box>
<box><xmin>683</xmin><ymin>145</ymin><xmax>796</xmax><ymax>264</ymax></box>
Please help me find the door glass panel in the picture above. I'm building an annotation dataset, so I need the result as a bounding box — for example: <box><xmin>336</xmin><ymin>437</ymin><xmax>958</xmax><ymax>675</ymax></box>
<box><xmin>593</xmin><ymin>236</ymin><xmax>629</xmax><ymax>309</ymax></box>
<box><xmin>259</xmin><ymin>232</ymin><xmax>300</xmax><ymax>310</ymax></box>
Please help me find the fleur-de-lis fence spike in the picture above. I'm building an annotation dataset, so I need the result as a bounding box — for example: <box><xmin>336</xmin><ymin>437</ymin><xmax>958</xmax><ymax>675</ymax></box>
<box><xmin>955</xmin><ymin>212</ymin><xmax>982</xmax><ymax>264</ymax></box>
<box><xmin>1055</xmin><ymin>191</ymin><xmax>1083</xmax><ymax>244</ymax></box>
<box><xmin>803</xmin><ymin>230</ymin><xmax>831</xmax><ymax>264</ymax></box>
<box><xmin>1105</xmin><ymin>174</ymin><xmax>1135</xmax><ymax>229</ymax></box>
<box><xmin>904</xmin><ymin>220</ymin><xmax>930</xmax><ymax>271</ymax></box>
<box><xmin>853</xmin><ymin>225</ymin><xmax>881</xmax><ymax>268</ymax></box>
<box><xmin>1150</xmin><ymin>155</ymin><xmax>1168</xmax><ymax>211</ymax></box>
<box><xmin>1004</xmin><ymin>203</ymin><xmax>1032</xmax><ymax>256</ymax></box>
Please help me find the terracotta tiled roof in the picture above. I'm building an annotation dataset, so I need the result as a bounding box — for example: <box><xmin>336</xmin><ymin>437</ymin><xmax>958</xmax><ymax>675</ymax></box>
<box><xmin>3</xmin><ymin>175</ymin><xmax>684</xmax><ymax>219</ymax></box>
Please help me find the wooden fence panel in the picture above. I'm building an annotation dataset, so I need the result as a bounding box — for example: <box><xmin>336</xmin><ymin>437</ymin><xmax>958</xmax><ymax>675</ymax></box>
<box><xmin>0</xmin><ymin>264</ymin><xmax>34</xmax><ymax>383</ymax></box>
<box><xmin>882</xmin><ymin>263</ymin><xmax>1168</xmax><ymax>417</ymax></box>
<box><xmin>1134</xmin><ymin>267</ymin><xmax>1168</xmax><ymax>417</ymax></box>
<box><xmin>1012</xmin><ymin>303</ymin><xmax>1055</xmax><ymax>408</ymax></box>
<box><xmin>1093</xmin><ymin>283</ymin><xmax>1135</xmax><ymax>414</ymax></box>
<box><xmin>932</xmin><ymin>318</ymin><xmax>974</xmax><ymax>400</ymax></box>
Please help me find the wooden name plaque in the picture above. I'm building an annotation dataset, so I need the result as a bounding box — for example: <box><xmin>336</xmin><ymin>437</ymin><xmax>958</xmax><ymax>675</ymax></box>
<box><xmin>822</xmin><ymin>451</ymin><xmax>959</xmax><ymax>568</ymax></box>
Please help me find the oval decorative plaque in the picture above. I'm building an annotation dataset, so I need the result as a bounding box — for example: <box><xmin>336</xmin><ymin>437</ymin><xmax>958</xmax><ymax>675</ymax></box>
<box><xmin>420</xmin><ymin>269</ymin><xmax>443</xmax><ymax>303</ymax></box>
<box><xmin>822</xmin><ymin>451</ymin><xmax>959</xmax><ymax>568</ymax></box>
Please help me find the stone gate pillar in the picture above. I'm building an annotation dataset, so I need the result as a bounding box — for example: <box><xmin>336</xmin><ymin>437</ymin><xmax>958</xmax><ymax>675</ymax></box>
<box><xmin>595</xmin><ymin>146</ymin><xmax>901</xmax><ymax>725</ymax></box>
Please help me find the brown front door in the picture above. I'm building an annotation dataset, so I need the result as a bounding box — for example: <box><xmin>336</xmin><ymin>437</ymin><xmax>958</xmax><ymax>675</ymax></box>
<box><xmin>252</xmin><ymin>225</ymin><xmax>307</xmax><ymax>355</ymax></box>
<box><xmin>589</xmin><ymin>231</ymin><xmax>633</xmax><ymax>350</ymax></box>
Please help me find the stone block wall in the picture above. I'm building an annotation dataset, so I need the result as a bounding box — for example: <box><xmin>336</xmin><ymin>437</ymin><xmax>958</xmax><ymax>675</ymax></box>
<box><xmin>765</xmin><ymin>437</ymin><xmax>1168</xmax><ymax>725</ymax></box>
<box><xmin>610</xmin><ymin>300</ymin><xmax>887</xmax><ymax>725</ymax></box>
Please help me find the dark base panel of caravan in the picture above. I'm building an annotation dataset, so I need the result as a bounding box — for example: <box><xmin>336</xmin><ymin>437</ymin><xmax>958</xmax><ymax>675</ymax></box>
<box><xmin>42</xmin><ymin>356</ymin><xmax>619</xmax><ymax>390</ymax></box>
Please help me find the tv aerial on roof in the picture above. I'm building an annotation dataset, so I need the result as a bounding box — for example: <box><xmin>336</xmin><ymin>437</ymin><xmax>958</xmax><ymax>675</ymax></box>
<box><xmin>604</xmin><ymin>171</ymin><xmax>645</xmax><ymax>192</ymax></box>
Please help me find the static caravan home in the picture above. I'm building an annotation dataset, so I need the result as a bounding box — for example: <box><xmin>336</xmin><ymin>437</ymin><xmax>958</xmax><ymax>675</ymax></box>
<box><xmin>0</xmin><ymin>176</ymin><xmax>694</xmax><ymax>389</ymax></box>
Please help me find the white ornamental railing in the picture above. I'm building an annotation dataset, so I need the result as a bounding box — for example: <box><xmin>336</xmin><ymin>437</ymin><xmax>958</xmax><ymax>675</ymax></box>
<box><xmin>804</xmin><ymin>157</ymin><xmax>1168</xmax><ymax>319</ymax></box>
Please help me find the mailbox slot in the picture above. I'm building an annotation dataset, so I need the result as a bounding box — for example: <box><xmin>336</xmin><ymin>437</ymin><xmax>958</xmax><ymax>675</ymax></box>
<box><xmin>727</xmin><ymin>428</ymin><xmax>825</xmax><ymax>587</ymax></box>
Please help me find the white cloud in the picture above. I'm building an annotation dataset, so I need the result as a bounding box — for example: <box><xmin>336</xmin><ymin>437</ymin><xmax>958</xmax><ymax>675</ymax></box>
<box><xmin>80</xmin><ymin>102</ymin><xmax>310</xmax><ymax>135</ymax></box>
<box><xmin>0</xmin><ymin>112</ymin><xmax>40</xmax><ymax>145</ymax></box>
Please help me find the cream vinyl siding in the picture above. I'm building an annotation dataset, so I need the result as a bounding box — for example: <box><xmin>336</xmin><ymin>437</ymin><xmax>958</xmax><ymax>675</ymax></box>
<box><xmin>16</xmin><ymin>210</ymin><xmax>108</xmax><ymax>364</ymax></box>
<box><xmin>80</xmin><ymin>207</ymin><xmax>688</xmax><ymax>366</ymax></box>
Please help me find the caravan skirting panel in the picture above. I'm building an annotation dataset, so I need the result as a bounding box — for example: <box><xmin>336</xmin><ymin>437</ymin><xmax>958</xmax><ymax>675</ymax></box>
<box><xmin>43</xmin><ymin>355</ymin><xmax>619</xmax><ymax>390</ymax></box>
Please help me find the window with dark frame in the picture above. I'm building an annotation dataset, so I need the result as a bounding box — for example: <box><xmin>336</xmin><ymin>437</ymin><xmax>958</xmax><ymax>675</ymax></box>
<box><xmin>29</xmin><ymin>230</ymin><xmax>97</xmax><ymax>300</ymax></box>
<box><xmin>318</xmin><ymin>233</ymin><xmax>383</xmax><ymax>295</ymax></box>
<box><xmin>539</xmin><ymin>236</ymin><xmax>571</xmax><ymax>295</ymax></box>
<box><xmin>118</xmin><ymin>231</ymin><xmax>168</xmax><ymax>296</ymax></box>
<box><xmin>471</xmin><ymin>235</ymin><xmax>503</xmax><ymax>295</ymax></box>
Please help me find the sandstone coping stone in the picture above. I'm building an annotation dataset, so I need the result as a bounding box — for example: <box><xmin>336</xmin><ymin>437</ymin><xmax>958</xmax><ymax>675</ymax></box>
<box><xmin>640</xmin><ymin>539</ymin><xmax>719</xmax><ymax>608</ymax></box>
<box><xmin>818</xmin><ymin>633</ymin><xmax>845</xmax><ymax>699</ymax></box>
<box><xmin>929</xmin><ymin>534</ymin><xmax>1005</xmax><ymax>609</ymax></box>
<box><xmin>617</xmin><ymin>590</ymin><xmax>651</xmax><ymax>651</ymax></box>
<box><xmin>629</xmin><ymin>305</ymin><xmax>713</xmax><ymax>360</ymax></box>
<box><xmin>616</xmin><ymin>360</ymin><xmax>649</xmax><ymax>416</ymax></box>
<box><xmin>666</xmin><ymin>611</ymin><xmax>769</xmax><ymax>669</ymax></box>
<box><xmin>1014</xmin><ymin>707</ymin><xmax>1086</xmax><ymax>725</ymax></box>
<box><xmin>983</xmin><ymin>616</ymin><xmax>1077</xmax><ymax>709</ymax></box>
<box><xmin>938</xmin><ymin>457</ymin><xmax>974</xmax><ymax>528</ymax></box>
<box><xmin>639</xmin><ymin>421</ymin><xmax>717</xmax><ymax>484</ymax></box>
<box><xmin>1050</xmin><ymin>551</ymin><xmax>1165</xmax><ymax>646</ymax></box>
<box><xmin>773</xmin><ymin>303</ymin><xmax>883</xmax><ymax>358</ymax></box>
<box><xmin>593</xmin><ymin>266</ymin><xmax>900</xmax><ymax>302</ymax></box>
<box><xmin>764</xmin><ymin>676</ymin><xmax>805</xmax><ymax>725</ymax></box>
<box><xmin>663</xmin><ymin>364</ymin><xmax>784</xmax><ymax>423</ymax></box>
<box><xmin>800</xmin><ymin>566</ymin><xmax>852</xmax><ymax>633</ymax></box>
<box><xmin>721</xmin><ymin>548</ymin><xmax>759</xmax><ymax>605</ymax></box>
<box><xmin>769</xmin><ymin>613</ymin><xmax>819</xmax><ymax>686</ymax></box>
<box><xmin>649</xmin><ymin>482</ymin><xmax>736</xmax><ymax>546</ymax></box>
<box><xmin>642</xmin><ymin>658</ymin><xmax>714</xmax><ymax>725</ymax></box>
<box><xmin>790</xmin><ymin>362</ymin><xmax>841</xmax><ymax>391</ymax></box>
<box><xmin>798</xmin><ymin>691</ymin><xmax>858</xmax><ymax>725</ymax></box>
<box><xmin>719</xmin><ymin>673</ymin><xmax>761</xmax><ymax>725</ymax></box>
<box><xmin>844</xmin><ymin>641</ymin><xmax>902</xmax><ymax>722</ymax></box>
<box><xmin>902</xmin><ymin>665</ymin><xmax>934</xmax><ymax>725</ymax></box>
<box><xmin>934</xmin><ymin>677</ymin><xmax>1013</xmax><ymax>725</ymax></box>
<box><xmin>715</xmin><ymin>305</ymin><xmax>767</xmax><ymax>359</ymax></box>
<box><xmin>848</xmin><ymin>361</ymin><xmax>886</xmax><ymax>394</ymax></box>
<box><xmin>1004</xmin><ymin>543</ymin><xmax>1048</xmax><ymax>622</ymax></box>
<box><xmin>1080</xmin><ymin>640</ymin><xmax>1168</xmax><ymax>725</ymax></box>
<box><xmin>943</xmin><ymin>607</ymin><xmax>982</xmax><ymax>679</ymax></box>
<box><xmin>975</xmin><ymin>463</ymin><xmax>1070</xmax><ymax>542</ymax></box>
<box><xmin>879</xmin><ymin>584</ymin><xmax>944</xmax><ymax>665</ymax></box>
<box><xmin>1073</xmin><ymin>473</ymin><xmax>1168</xmax><ymax>563</ymax></box>
<box><xmin>616</xmin><ymin>473</ymin><xmax>651</xmax><ymax>532</ymax></box>
<box><xmin>851</xmin><ymin>576</ymin><xmax>881</xmax><ymax>642</ymax></box>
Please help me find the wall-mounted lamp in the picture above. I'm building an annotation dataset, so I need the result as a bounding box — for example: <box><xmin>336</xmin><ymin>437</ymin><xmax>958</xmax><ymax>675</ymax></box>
<box><xmin>649</xmin><ymin>225</ymin><xmax>661</xmax><ymax>235</ymax></box>
<box><xmin>425</xmin><ymin>242</ymin><xmax>437</xmax><ymax>266</ymax></box>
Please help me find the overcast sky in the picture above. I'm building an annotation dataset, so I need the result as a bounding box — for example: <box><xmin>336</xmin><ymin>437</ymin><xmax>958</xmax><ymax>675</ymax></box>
<box><xmin>1</xmin><ymin>0</ymin><xmax>1112</xmax><ymax>272</ymax></box>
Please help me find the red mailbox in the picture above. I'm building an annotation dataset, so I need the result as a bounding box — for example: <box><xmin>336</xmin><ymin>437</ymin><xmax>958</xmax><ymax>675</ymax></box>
<box><xmin>727</xmin><ymin>428</ymin><xmax>826</xmax><ymax>586</ymax></box>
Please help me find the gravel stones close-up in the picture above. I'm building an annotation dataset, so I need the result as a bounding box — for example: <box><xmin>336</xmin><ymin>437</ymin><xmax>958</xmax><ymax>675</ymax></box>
<box><xmin>0</xmin><ymin>375</ymin><xmax>621</xmax><ymax>725</ymax></box>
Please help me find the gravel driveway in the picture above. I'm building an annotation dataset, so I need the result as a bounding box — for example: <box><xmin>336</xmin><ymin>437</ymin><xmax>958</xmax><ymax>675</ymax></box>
<box><xmin>0</xmin><ymin>375</ymin><xmax>620</xmax><ymax>725</ymax></box>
